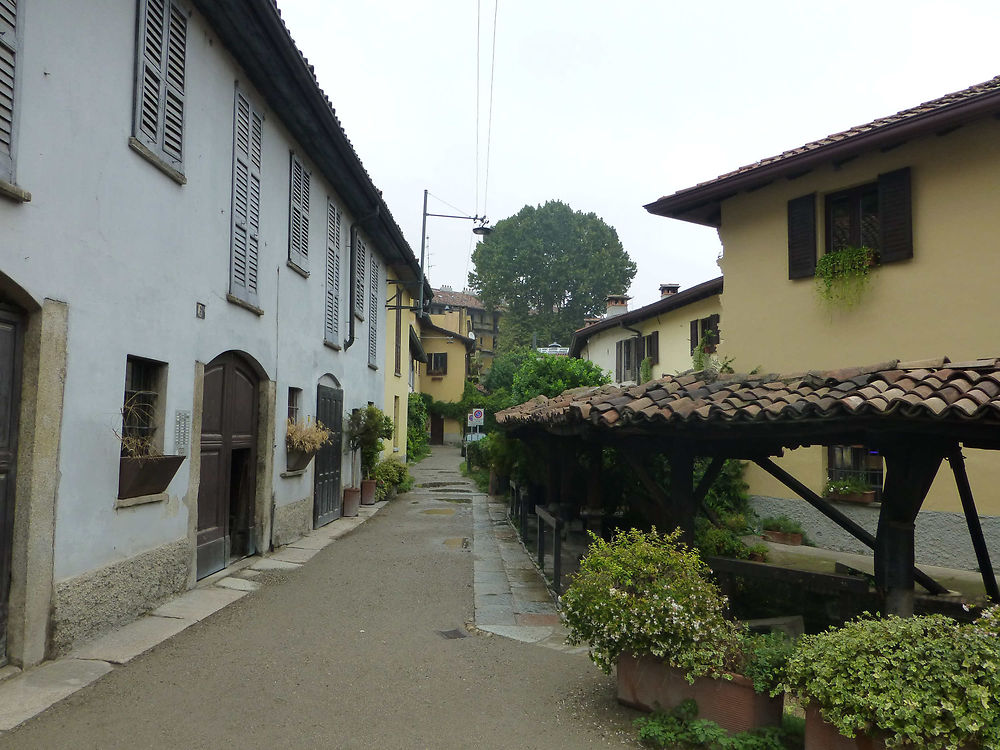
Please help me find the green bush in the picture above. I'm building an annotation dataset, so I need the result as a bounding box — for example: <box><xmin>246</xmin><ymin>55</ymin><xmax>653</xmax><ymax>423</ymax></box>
<box><xmin>510</xmin><ymin>353</ymin><xmax>610</xmax><ymax>403</ymax></box>
<box><xmin>406</xmin><ymin>393</ymin><xmax>430</xmax><ymax>462</ymax></box>
<box><xmin>759</xmin><ymin>516</ymin><xmax>804</xmax><ymax>535</ymax></box>
<box><xmin>561</xmin><ymin>527</ymin><xmax>743</xmax><ymax>677</ymax></box>
<box><xmin>373</xmin><ymin>457</ymin><xmax>412</xmax><ymax>501</ymax></box>
<box><xmin>634</xmin><ymin>700</ymin><xmax>791</xmax><ymax>749</ymax></box>
<box><xmin>785</xmin><ymin>610</ymin><xmax>1000</xmax><ymax>749</ymax></box>
<box><xmin>347</xmin><ymin>405</ymin><xmax>393</xmax><ymax>479</ymax></box>
<box><xmin>738</xmin><ymin>632</ymin><xmax>793</xmax><ymax>696</ymax></box>
<box><xmin>465</xmin><ymin>439</ymin><xmax>488</xmax><ymax>470</ymax></box>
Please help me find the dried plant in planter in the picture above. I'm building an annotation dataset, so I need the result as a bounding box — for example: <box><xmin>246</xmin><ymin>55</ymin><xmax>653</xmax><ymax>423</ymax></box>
<box><xmin>115</xmin><ymin>393</ymin><xmax>162</xmax><ymax>459</ymax></box>
<box><xmin>285</xmin><ymin>417</ymin><xmax>333</xmax><ymax>454</ymax></box>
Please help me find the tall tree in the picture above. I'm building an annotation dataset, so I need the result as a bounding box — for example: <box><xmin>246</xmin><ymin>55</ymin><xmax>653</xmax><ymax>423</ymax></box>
<box><xmin>469</xmin><ymin>201</ymin><xmax>637</xmax><ymax>348</ymax></box>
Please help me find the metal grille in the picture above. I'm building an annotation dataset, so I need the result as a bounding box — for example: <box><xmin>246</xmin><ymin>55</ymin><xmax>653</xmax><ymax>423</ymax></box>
<box><xmin>174</xmin><ymin>410</ymin><xmax>190</xmax><ymax>456</ymax></box>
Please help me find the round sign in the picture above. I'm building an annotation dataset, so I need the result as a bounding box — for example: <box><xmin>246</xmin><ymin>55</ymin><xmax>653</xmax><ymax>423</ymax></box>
<box><xmin>473</xmin><ymin>409</ymin><xmax>484</xmax><ymax>420</ymax></box>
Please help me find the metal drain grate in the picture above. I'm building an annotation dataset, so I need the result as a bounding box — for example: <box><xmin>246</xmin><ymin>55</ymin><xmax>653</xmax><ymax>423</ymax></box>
<box><xmin>437</xmin><ymin>628</ymin><xmax>468</xmax><ymax>640</ymax></box>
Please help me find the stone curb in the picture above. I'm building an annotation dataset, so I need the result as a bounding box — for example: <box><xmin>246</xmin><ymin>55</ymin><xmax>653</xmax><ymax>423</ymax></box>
<box><xmin>0</xmin><ymin>500</ymin><xmax>389</xmax><ymax>735</ymax></box>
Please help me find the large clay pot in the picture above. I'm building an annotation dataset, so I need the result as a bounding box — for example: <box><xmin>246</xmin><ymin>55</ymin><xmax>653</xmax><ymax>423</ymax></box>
<box><xmin>342</xmin><ymin>487</ymin><xmax>361</xmax><ymax>517</ymax></box>
<box><xmin>360</xmin><ymin>478</ymin><xmax>377</xmax><ymax>505</ymax></box>
<box><xmin>804</xmin><ymin>706</ymin><xmax>978</xmax><ymax>750</ymax></box>
<box><xmin>617</xmin><ymin>652</ymin><xmax>783</xmax><ymax>734</ymax></box>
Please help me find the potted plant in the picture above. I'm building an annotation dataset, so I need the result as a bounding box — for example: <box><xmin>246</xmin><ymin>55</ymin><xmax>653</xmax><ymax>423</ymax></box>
<box><xmin>285</xmin><ymin>416</ymin><xmax>332</xmax><ymax>472</ymax></box>
<box><xmin>561</xmin><ymin>527</ymin><xmax>785</xmax><ymax>733</ymax></box>
<box><xmin>116</xmin><ymin>396</ymin><xmax>185</xmax><ymax>500</ymax></box>
<box><xmin>786</xmin><ymin>610</ymin><xmax>1000</xmax><ymax>749</ymax></box>
<box><xmin>346</xmin><ymin>405</ymin><xmax>393</xmax><ymax>505</ymax></box>
<box><xmin>342</xmin><ymin>486</ymin><xmax>361</xmax><ymax>518</ymax></box>
<box><xmin>815</xmin><ymin>245</ymin><xmax>877</xmax><ymax>307</ymax></box>
<box><xmin>760</xmin><ymin>516</ymin><xmax>805</xmax><ymax>546</ymax></box>
<box><xmin>824</xmin><ymin>477</ymin><xmax>876</xmax><ymax>504</ymax></box>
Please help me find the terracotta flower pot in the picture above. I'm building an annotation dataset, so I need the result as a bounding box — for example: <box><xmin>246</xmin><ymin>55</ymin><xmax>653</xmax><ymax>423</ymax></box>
<box><xmin>762</xmin><ymin>529</ymin><xmax>803</xmax><ymax>546</ymax></box>
<box><xmin>342</xmin><ymin>487</ymin><xmax>361</xmax><ymax>517</ymax></box>
<box><xmin>616</xmin><ymin>652</ymin><xmax>783</xmax><ymax>734</ymax></box>
<box><xmin>360</xmin><ymin>478</ymin><xmax>377</xmax><ymax>505</ymax></box>
<box><xmin>828</xmin><ymin>490</ymin><xmax>876</xmax><ymax>504</ymax></box>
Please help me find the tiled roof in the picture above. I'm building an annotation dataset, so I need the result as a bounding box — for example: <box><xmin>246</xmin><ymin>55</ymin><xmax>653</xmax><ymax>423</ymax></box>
<box><xmin>432</xmin><ymin>288</ymin><xmax>487</xmax><ymax>310</ymax></box>
<box><xmin>496</xmin><ymin>357</ymin><xmax>1000</xmax><ymax>433</ymax></box>
<box><xmin>646</xmin><ymin>74</ymin><xmax>1000</xmax><ymax>226</ymax></box>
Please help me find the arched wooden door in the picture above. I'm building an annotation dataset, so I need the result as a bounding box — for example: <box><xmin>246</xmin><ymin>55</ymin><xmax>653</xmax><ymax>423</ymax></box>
<box><xmin>0</xmin><ymin>305</ymin><xmax>23</xmax><ymax>660</ymax></box>
<box><xmin>313</xmin><ymin>384</ymin><xmax>343</xmax><ymax>528</ymax></box>
<box><xmin>197</xmin><ymin>353</ymin><xmax>259</xmax><ymax>579</ymax></box>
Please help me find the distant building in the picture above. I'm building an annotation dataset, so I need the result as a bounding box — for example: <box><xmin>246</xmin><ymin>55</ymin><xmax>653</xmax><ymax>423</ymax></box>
<box><xmin>428</xmin><ymin>287</ymin><xmax>502</xmax><ymax>372</ymax></box>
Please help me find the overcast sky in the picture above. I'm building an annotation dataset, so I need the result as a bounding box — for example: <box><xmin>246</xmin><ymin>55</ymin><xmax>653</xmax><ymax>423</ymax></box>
<box><xmin>277</xmin><ymin>1</ymin><xmax>1000</xmax><ymax>308</ymax></box>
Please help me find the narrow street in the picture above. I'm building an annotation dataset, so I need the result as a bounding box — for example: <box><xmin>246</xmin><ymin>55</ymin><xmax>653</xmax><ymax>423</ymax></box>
<box><xmin>0</xmin><ymin>447</ymin><xmax>638</xmax><ymax>749</ymax></box>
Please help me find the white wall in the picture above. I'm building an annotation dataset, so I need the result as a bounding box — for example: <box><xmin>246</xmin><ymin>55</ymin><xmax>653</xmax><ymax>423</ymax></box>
<box><xmin>0</xmin><ymin>1</ymin><xmax>388</xmax><ymax>580</ymax></box>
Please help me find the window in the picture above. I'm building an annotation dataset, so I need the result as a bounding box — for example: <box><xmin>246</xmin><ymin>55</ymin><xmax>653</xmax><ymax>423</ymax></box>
<box><xmin>615</xmin><ymin>337</ymin><xmax>643</xmax><ymax>383</ymax></box>
<box><xmin>643</xmin><ymin>331</ymin><xmax>659</xmax><ymax>365</ymax></box>
<box><xmin>828</xmin><ymin>445</ymin><xmax>883</xmax><ymax>501</ymax></box>
<box><xmin>0</xmin><ymin>0</ymin><xmax>19</xmax><ymax>185</ymax></box>
<box><xmin>288</xmin><ymin>154</ymin><xmax>310</xmax><ymax>273</ymax></box>
<box><xmin>230</xmin><ymin>88</ymin><xmax>263</xmax><ymax>307</ymax></box>
<box><xmin>121</xmin><ymin>356</ymin><xmax>166</xmax><ymax>456</ymax></box>
<box><xmin>324</xmin><ymin>200</ymin><xmax>342</xmax><ymax>346</ymax></box>
<box><xmin>428</xmin><ymin>353</ymin><xmax>447</xmax><ymax>376</ymax></box>
<box><xmin>689</xmin><ymin>315</ymin><xmax>720</xmax><ymax>355</ymax></box>
<box><xmin>133</xmin><ymin>0</ymin><xmax>187</xmax><ymax>174</ymax></box>
<box><xmin>287</xmin><ymin>387</ymin><xmax>301</xmax><ymax>422</ymax></box>
<box><xmin>367</xmin><ymin>253</ymin><xmax>379</xmax><ymax>368</ymax></box>
<box><xmin>787</xmin><ymin>167</ymin><xmax>912</xmax><ymax>278</ymax></box>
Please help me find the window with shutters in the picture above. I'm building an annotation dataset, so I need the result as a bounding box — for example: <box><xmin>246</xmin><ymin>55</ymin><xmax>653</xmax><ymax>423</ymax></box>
<box><xmin>788</xmin><ymin>167</ymin><xmax>912</xmax><ymax>278</ymax></box>
<box><xmin>428</xmin><ymin>353</ymin><xmax>447</xmax><ymax>376</ymax></box>
<box><xmin>132</xmin><ymin>0</ymin><xmax>187</xmax><ymax>176</ymax></box>
<box><xmin>643</xmin><ymin>331</ymin><xmax>659</xmax><ymax>365</ymax></box>
<box><xmin>229</xmin><ymin>88</ymin><xmax>263</xmax><ymax>308</ymax></box>
<box><xmin>288</xmin><ymin>154</ymin><xmax>310</xmax><ymax>274</ymax></box>
<box><xmin>367</xmin><ymin>253</ymin><xmax>379</xmax><ymax>368</ymax></box>
<box><xmin>689</xmin><ymin>315</ymin><xmax>720</xmax><ymax>355</ymax></box>
<box><xmin>354</xmin><ymin>238</ymin><xmax>367</xmax><ymax>320</ymax></box>
<box><xmin>614</xmin><ymin>337</ymin><xmax>643</xmax><ymax>383</ymax></box>
<box><xmin>0</xmin><ymin>0</ymin><xmax>18</xmax><ymax>185</ymax></box>
<box><xmin>324</xmin><ymin>199</ymin><xmax>342</xmax><ymax>347</ymax></box>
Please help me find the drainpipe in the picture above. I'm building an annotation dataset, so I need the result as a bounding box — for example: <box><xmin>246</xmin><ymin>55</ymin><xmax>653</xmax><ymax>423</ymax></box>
<box><xmin>346</xmin><ymin>204</ymin><xmax>381</xmax><ymax>351</ymax></box>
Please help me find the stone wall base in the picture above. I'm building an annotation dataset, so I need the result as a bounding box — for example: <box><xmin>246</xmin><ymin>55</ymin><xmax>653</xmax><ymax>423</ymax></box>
<box><xmin>50</xmin><ymin>538</ymin><xmax>191</xmax><ymax>655</ymax></box>
<box><xmin>750</xmin><ymin>495</ymin><xmax>1000</xmax><ymax>571</ymax></box>
<box><xmin>271</xmin><ymin>496</ymin><xmax>312</xmax><ymax>548</ymax></box>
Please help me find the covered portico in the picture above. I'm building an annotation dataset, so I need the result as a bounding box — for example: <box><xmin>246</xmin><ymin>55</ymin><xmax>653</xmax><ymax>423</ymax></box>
<box><xmin>496</xmin><ymin>356</ymin><xmax>1000</xmax><ymax>616</ymax></box>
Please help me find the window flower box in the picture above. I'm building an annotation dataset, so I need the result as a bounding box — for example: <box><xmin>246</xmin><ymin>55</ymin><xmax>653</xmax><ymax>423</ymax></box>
<box><xmin>118</xmin><ymin>455</ymin><xmax>185</xmax><ymax>500</ymax></box>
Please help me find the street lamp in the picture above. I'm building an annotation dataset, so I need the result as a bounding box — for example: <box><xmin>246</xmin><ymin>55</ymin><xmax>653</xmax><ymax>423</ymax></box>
<box><xmin>418</xmin><ymin>189</ymin><xmax>492</xmax><ymax>315</ymax></box>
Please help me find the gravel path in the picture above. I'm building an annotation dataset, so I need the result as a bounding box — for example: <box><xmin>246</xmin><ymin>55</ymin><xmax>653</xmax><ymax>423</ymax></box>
<box><xmin>0</xmin><ymin>447</ymin><xmax>639</xmax><ymax>749</ymax></box>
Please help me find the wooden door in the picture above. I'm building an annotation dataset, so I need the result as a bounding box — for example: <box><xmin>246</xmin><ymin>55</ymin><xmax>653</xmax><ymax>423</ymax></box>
<box><xmin>197</xmin><ymin>353</ymin><xmax>258</xmax><ymax>579</ymax></box>
<box><xmin>430</xmin><ymin>414</ymin><xmax>444</xmax><ymax>445</ymax></box>
<box><xmin>313</xmin><ymin>385</ymin><xmax>343</xmax><ymax>528</ymax></box>
<box><xmin>0</xmin><ymin>307</ymin><xmax>22</xmax><ymax>661</ymax></box>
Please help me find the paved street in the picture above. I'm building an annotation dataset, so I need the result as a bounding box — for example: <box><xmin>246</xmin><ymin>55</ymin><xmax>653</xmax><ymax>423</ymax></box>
<box><xmin>0</xmin><ymin>447</ymin><xmax>638</xmax><ymax>749</ymax></box>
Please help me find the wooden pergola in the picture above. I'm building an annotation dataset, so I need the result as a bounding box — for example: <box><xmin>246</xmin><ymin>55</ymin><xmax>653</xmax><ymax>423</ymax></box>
<box><xmin>496</xmin><ymin>357</ymin><xmax>1000</xmax><ymax>617</ymax></box>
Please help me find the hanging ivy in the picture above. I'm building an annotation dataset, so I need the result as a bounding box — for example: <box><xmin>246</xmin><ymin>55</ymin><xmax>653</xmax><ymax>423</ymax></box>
<box><xmin>815</xmin><ymin>245</ymin><xmax>876</xmax><ymax>307</ymax></box>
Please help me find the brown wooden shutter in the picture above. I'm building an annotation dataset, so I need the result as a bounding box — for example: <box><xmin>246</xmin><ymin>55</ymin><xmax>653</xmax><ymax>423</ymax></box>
<box><xmin>878</xmin><ymin>167</ymin><xmax>912</xmax><ymax>263</ymax></box>
<box><xmin>787</xmin><ymin>193</ymin><xmax>817</xmax><ymax>279</ymax></box>
<box><xmin>648</xmin><ymin>331</ymin><xmax>659</xmax><ymax>364</ymax></box>
<box><xmin>615</xmin><ymin>340</ymin><xmax>623</xmax><ymax>382</ymax></box>
<box><xmin>0</xmin><ymin>0</ymin><xmax>17</xmax><ymax>181</ymax></box>
<box><xmin>689</xmin><ymin>320</ymin><xmax>699</xmax><ymax>354</ymax></box>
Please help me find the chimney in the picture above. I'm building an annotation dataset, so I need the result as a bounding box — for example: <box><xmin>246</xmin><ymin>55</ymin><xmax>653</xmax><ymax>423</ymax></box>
<box><xmin>659</xmin><ymin>283</ymin><xmax>680</xmax><ymax>298</ymax></box>
<box><xmin>583</xmin><ymin>316</ymin><xmax>602</xmax><ymax>327</ymax></box>
<box><xmin>440</xmin><ymin>284</ymin><xmax>454</xmax><ymax>292</ymax></box>
<box><xmin>605</xmin><ymin>294</ymin><xmax>630</xmax><ymax>318</ymax></box>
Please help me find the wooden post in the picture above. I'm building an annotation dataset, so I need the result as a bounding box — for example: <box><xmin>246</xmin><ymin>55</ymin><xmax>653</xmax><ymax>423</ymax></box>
<box><xmin>545</xmin><ymin>439</ymin><xmax>560</xmax><ymax>509</ymax></box>
<box><xmin>875</xmin><ymin>443</ymin><xmax>945</xmax><ymax>617</ymax></box>
<box><xmin>948</xmin><ymin>446</ymin><xmax>1000</xmax><ymax>603</ymax></box>
<box><xmin>669</xmin><ymin>445</ymin><xmax>697</xmax><ymax>544</ymax></box>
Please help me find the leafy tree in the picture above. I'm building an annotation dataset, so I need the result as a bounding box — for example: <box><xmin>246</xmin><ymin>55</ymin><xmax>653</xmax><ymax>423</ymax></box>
<box><xmin>482</xmin><ymin>346</ymin><xmax>536</xmax><ymax>393</ymax></box>
<box><xmin>469</xmin><ymin>200</ymin><xmax>637</xmax><ymax>347</ymax></box>
<box><xmin>510</xmin><ymin>354</ymin><xmax>609</xmax><ymax>403</ymax></box>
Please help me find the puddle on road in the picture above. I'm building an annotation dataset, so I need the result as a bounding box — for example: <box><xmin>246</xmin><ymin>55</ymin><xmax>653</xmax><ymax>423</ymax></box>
<box><xmin>438</xmin><ymin>497</ymin><xmax>471</xmax><ymax>504</ymax></box>
<box><xmin>418</xmin><ymin>482</ymin><xmax>467</xmax><ymax>488</ymax></box>
<box><xmin>421</xmin><ymin>509</ymin><xmax>456</xmax><ymax>516</ymax></box>
<box><xmin>442</xmin><ymin>537</ymin><xmax>470</xmax><ymax>549</ymax></box>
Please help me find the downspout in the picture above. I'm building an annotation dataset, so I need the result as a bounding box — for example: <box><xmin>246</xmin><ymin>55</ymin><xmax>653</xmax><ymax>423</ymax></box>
<box><xmin>345</xmin><ymin>204</ymin><xmax>381</xmax><ymax>351</ymax></box>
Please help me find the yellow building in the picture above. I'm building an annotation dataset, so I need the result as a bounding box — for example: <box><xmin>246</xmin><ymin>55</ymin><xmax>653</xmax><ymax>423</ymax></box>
<box><xmin>382</xmin><ymin>270</ymin><xmax>431</xmax><ymax>461</ymax></box>
<box><xmin>571</xmin><ymin>279</ymin><xmax>723</xmax><ymax>383</ymax></box>
<box><xmin>428</xmin><ymin>287</ymin><xmax>501</xmax><ymax>374</ymax></box>
<box><xmin>419</xmin><ymin>319</ymin><xmax>475</xmax><ymax>445</ymax></box>
<box><xmin>645</xmin><ymin>74</ymin><xmax>1000</xmax><ymax>568</ymax></box>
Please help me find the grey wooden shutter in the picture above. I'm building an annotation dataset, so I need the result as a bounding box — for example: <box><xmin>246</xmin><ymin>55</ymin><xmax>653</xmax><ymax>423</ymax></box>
<box><xmin>0</xmin><ymin>0</ymin><xmax>17</xmax><ymax>182</ymax></box>
<box><xmin>324</xmin><ymin>200</ymin><xmax>342</xmax><ymax>344</ymax></box>
<box><xmin>878</xmin><ymin>167</ymin><xmax>912</xmax><ymax>263</ymax></box>
<box><xmin>230</xmin><ymin>90</ymin><xmax>262</xmax><ymax>304</ymax></box>
<box><xmin>289</xmin><ymin>155</ymin><xmax>310</xmax><ymax>270</ymax></box>
<box><xmin>354</xmin><ymin>239</ymin><xmax>367</xmax><ymax>319</ymax></box>
<box><xmin>367</xmin><ymin>254</ymin><xmax>379</xmax><ymax>366</ymax></box>
<box><xmin>615</xmin><ymin>340</ymin><xmax>623</xmax><ymax>382</ymax></box>
<box><xmin>134</xmin><ymin>0</ymin><xmax>186</xmax><ymax>170</ymax></box>
<box><xmin>787</xmin><ymin>193</ymin><xmax>817</xmax><ymax>279</ymax></box>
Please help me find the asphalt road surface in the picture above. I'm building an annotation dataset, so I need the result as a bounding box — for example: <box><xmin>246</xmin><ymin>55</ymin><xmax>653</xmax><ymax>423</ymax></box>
<box><xmin>0</xmin><ymin>448</ymin><xmax>639</xmax><ymax>749</ymax></box>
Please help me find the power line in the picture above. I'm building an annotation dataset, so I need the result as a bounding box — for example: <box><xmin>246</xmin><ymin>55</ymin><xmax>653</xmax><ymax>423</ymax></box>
<box><xmin>427</xmin><ymin>191</ymin><xmax>474</xmax><ymax>218</ymax></box>
<box><xmin>482</xmin><ymin>0</ymin><xmax>499</xmax><ymax>216</ymax></box>
<box><xmin>475</xmin><ymin>0</ymin><xmax>481</xmax><ymax>217</ymax></box>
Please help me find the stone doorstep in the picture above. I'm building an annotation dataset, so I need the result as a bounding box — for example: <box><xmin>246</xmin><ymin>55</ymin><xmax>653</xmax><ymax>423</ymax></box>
<box><xmin>70</xmin><ymin>615</ymin><xmax>195</xmax><ymax>665</ymax></box>
<box><xmin>152</xmin><ymin>585</ymin><xmax>248</xmax><ymax>622</ymax></box>
<box><xmin>268</xmin><ymin>546</ymin><xmax>321</xmax><ymax>564</ymax></box>
<box><xmin>0</xmin><ymin>665</ymin><xmax>22</xmax><ymax>684</ymax></box>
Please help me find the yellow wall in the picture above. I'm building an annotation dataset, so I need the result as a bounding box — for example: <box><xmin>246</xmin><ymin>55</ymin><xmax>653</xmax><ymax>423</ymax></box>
<box><xmin>383</xmin><ymin>284</ymin><xmax>417</xmax><ymax>460</ymax></box>
<box><xmin>579</xmin><ymin>295</ymin><xmax>723</xmax><ymax>382</ymax></box>
<box><xmin>716</xmin><ymin>117</ymin><xmax>1000</xmax><ymax>513</ymax></box>
<box><xmin>419</xmin><ymin>333</ymin><xmax>468</xmax><ymax>405</ymax></box>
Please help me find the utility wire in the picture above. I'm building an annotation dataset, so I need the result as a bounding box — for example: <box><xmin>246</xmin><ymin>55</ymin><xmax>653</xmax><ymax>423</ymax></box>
<box><xmin>428</xmin><ymin>191</ymin><xmax>474</xmax><ymax>218</ymax></box>
<box><xmin>475</xmin><ymin>0</ymin><xmax>481</xmax><ymax>217</ymax></box>
<box><xmin>482</xmin><ymin>0</ymin><xmax>499</xmax><ymax>216</ymax></box>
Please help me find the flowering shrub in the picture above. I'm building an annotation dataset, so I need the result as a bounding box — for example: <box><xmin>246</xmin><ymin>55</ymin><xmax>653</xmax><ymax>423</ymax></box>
<box><xmin>561</xmin><ymin>527</ymin><xmax>743</xmax><ymax>678</ymax></box>
<box><xmin>785</xmin><ymin>610</ymin><xmax>1000</xmax><ymax>749</ymax></box>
